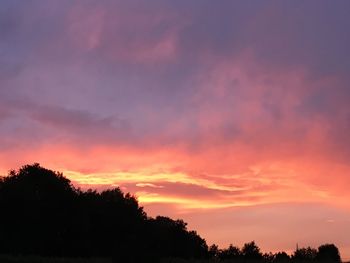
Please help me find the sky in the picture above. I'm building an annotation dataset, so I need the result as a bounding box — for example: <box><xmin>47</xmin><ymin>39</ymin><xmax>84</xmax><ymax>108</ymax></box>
<box><xmin>1</xmin><ymin>0</ymin><xmax>350</xmax><ymax>259</ymax></box>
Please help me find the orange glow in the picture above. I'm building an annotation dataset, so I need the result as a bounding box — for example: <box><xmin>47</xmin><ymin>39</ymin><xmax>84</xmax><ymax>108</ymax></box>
<box><xmin>1</xmin><ymin>141</ymin><xmax>348</xmax><ymax>212</ymax></box>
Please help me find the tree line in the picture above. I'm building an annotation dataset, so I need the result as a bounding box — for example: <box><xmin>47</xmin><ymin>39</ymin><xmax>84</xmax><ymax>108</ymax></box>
<box><xmin>0</xmin><ymin>164</ymin><xmax>342</xmax><ymax>263</ymax></box>
<box><xmin>208</xmin><ymin>242</ymin><xmax>341</xmax><ymax>262</ymax></box>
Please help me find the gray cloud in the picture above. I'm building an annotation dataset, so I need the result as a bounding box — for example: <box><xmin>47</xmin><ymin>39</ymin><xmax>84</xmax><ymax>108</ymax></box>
<box><xmin>0</xmin><ymin>0</ymin><xmax>349</xmax><ymax>155</ymax></box>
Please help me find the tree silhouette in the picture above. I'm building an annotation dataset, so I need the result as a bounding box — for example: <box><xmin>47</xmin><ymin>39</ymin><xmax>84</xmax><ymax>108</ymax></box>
<box><xmin>208</xmin><ymin>244</ymin><xmax>220</xmax><ymax>259</ymax></box>
<box><xmin>241</xmin><ymin>241</ymin><xmax>263</xmax><ymax>261</ymax></box>
<box><xmin>292</xmin><ymin>246</ymin><xmax>317</xmax><ymax>262</ymax></box>
<box><xmin>144</xmin><ymin>216</ymin><xmax>208</xmax><ymax>260</ymax></box>
<box><xmin>0</xmin><ymin>164</ymin><xmax>208</xmax><ymax>262</ymax></box>
<box><xmin>316</xmin><ymin>244</ymin><xmax>341</xmax><ymax>263</ymax></box>
<box><xmin>0</xmin><ymin>163</ymin><xmax>76</xmax><ymax>255</ymax></box>
<box><xmin>219</xmin><ymin>244</ymin><xmax>241</xmax><ymax>261</ymax></box>
<box><xmin>273</xmin><ymin>251</ymin><xmax>290</xmax><ymax>263</ymax></box>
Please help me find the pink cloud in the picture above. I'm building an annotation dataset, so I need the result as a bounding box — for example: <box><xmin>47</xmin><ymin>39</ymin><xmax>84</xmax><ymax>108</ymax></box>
<box><xmin>65</xmin><ymin>1</ymin><xmax>183</xmax><ymax>63</ymax></box>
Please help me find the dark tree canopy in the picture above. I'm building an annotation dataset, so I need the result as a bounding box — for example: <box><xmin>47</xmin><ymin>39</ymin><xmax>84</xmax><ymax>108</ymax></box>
<box><xmin>316</xmin><ymin>244</ymin><xmax>341</xmax><ymax>263</ymax></box>
<box><xmin>219</xmin><ymin>244</ymin><xmax>241</xmax><ymax>260</ymax></box>
<box><xmin>292</xmin><ymin>247</ymin><xmax>318</xmax><ymax>261</ymax></box>
<box><xmin>242</xmin><ymin>241</ymin><xmax>263</xmax><ymax>260</ymax></box>
<box><xmin>274</xmin><ymin>251</ymin><xmax>291</xmax><ymax>263</ymax></box>
<box><xmin>0</xmin><ymin>164</ymin><xmax>208</xmax><ymax>262</ymax></box>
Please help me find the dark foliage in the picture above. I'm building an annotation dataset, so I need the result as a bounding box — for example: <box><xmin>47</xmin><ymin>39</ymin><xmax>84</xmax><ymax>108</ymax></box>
<box><xmin>0</xmin><ymin>164</ymin><xmax>207</xmax><ymax>262</ymax></box>
<box><xmin>242</xmin><ymin>241</ymin><xmax>263</xmax><ymax>261</ymax></box>
<box><xmin>273</xmin><ymin>251</ymin><xmax>290</xmax><ymax>263</ymax></box>
<box><xmin>218</xmin><ymin>244</ymin><xmax>241</xmax><ymax>261</ymax></box>
<box><xmin>316</xmin><ymin>244</ymin><xmax>341</xmax><ymax>263</ymax></box>
<box><xmin>292</xmin><ymin>247</ymin><xmax>317</xmax><ymax>262</ymax></box>
<box><xmin>0</xmin><ymin>164</ymin><xmax>343</xmax><ymax>263</ymax></box>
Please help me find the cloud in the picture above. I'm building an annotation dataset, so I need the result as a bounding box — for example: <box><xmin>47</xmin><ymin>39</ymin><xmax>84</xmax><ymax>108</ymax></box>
<box><xmin>1</xmin><ymin>0</ymin><xmax>350</xmax><ymax>258</ymax></box>
<box><xmin>29</xmin><ymin>104</ymin><xmax>131</xmax><ymax>142</ymax></box>
<box><xmin>0</xmin><ymin>96</ymin><xmax>133</xmax><ymax>149</ymax></box>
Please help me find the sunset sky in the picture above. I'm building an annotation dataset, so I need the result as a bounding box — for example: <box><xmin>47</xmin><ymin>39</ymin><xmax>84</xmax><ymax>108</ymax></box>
<box><xmin>1</xmin><ymin>0</ymin><xmax>350</xmax><ymax>260</ymax></box>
